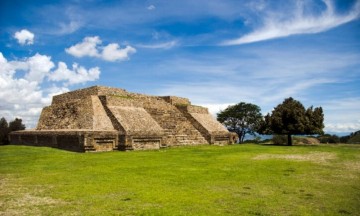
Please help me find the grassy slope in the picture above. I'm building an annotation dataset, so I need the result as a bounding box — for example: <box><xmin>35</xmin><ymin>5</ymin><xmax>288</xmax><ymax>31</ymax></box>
<box><xmin>1</xmin><ymin>144</ymin><xmax>359</xmax><ymax>216</ymax></box>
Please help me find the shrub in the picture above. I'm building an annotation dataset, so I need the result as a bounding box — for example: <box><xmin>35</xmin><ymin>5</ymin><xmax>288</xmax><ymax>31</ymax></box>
<box><xmin>272</xmin><ymin>135</ymin><xmax>287</xmax><ymax>145</ymax></box>
<box><xmin>318</xmin><ymin>134</ymin><xmax>340</xmax><ymax>144</ymax></box>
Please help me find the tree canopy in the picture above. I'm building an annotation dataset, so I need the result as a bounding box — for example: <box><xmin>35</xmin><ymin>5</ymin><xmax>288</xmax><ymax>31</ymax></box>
<box><xmin>217</xmin><ymin>102</ymin><xmax>263</xmax><ymax>143</ymax></box>
<box><xmin>0</xmin><ymin>117</ymin><xmax>26</xmax><ymax>145</ymax></box>
<box><xmin>9</xmin><ymin>118</ymin><xmax>26</xmax><ymax>132</ymax></box>
<box><xmin>0</xmin><ymin>117</ymin><xmax>9</xmax><ymax>145</ymax></box>
<box><xmin>260</xmin><ymin>97</ymin><xmax>324</xmax><ymax>145</ymax></box>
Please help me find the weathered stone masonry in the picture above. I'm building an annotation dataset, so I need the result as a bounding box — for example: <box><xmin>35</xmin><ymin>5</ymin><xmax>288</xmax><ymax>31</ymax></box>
<box><xmin>10</xmin><ymin>86</ymin><xmax>237</xmax><ymax>152</ymax></box>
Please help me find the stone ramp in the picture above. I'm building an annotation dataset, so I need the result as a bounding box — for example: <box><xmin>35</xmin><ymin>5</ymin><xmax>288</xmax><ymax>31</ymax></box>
<box><xmin>106</xmin><ymin>106</ymin><xmax>163</xmax><ymax>134</ymax></box>
<box><xmin>177</xmin><ymin>105</ymin><xmax>236</xmax><ymax>144</ymax></box>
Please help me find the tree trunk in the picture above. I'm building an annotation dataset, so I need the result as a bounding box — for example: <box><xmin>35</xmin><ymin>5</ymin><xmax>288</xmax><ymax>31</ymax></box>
<box><xmin>237</xmin><ymin>131</ymin><xmax>245</xmax><ymax>144</ymax></box>
<box><xmin>287</xmin><ymin>134</ymin><xmax>292</xmax><ymax>146</ymax></box>
<box><xmin>236</xmin><ymin>132</ymin><xmax>242</xmax><ymax>144</ymax></box>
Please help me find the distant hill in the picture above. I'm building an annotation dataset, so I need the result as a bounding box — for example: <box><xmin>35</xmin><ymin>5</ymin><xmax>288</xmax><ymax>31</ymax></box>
<box><xmin>347</xmin><ymin>130</ymin><xmax>360</xmax><ymax>144</ymax></box>
<box><xmin>326</xmin><ymin>132</ymin><xmax>352</xmax><ymax>137</ymax></box>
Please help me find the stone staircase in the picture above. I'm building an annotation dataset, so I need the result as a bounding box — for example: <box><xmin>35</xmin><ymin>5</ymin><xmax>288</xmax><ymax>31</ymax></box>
<box><xmin>143</xmin><ymin>100</ymin><xmax>208</xmax><ymax>146</ymax></box>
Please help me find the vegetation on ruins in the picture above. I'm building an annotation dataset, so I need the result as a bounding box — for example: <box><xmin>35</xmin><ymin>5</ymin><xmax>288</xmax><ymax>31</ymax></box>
<box><xmin>1</xmin><ymin>144</ymin><xmax>359</xmax><ymax>215</ymax></box>
<box><xmin>217</xmin><ymin>102</ymin><xmax>263</xmax><ymax>143</ymax></box>
<box><xmin>259</xmin><ymin>97</ymin><xmax>324</xmax><ymax>146</ymax></box>
<box><xmin>0</xmin><ymin>117</ymin><xmax>25</xmax><ymax>145</ymax></box>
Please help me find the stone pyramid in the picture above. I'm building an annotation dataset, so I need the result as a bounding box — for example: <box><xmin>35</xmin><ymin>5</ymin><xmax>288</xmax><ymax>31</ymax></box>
<box><xmin>10</xmin><ymin>86</ymin><xmax>237</xmax><ymax>152</ymax></box>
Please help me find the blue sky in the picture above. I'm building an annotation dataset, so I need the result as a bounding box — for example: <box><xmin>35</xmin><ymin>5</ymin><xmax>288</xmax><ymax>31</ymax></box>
<box><xmin>0</xmin><ymin>0</ymin><xmax>359</xmax><ymax>134</ymax></box>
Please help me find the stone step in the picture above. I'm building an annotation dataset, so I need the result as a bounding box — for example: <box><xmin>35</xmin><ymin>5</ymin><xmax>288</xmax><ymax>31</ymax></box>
<box><xmin>175</xmin><ymin>137</ymin><xmax>207</xmax><ymax>143</ymax></box>
<box><xmin>84</xmin><ymin>146</ymin><xmax>96</xmax><ymax>151</ymax></box>
<box><xmin>145</xmin><ymin>106</ymin><xmax>210</xmax><ymax>145</ymax></box>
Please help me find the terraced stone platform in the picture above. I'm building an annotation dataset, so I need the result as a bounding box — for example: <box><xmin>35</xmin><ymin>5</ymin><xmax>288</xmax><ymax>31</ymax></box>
<box><xmin>10</xmin><ymin>86</ymin><xmax>237</xmax><ymax>152</ymax></box>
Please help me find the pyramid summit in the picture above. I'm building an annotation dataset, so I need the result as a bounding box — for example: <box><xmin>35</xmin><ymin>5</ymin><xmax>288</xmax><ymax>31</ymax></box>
<box><xmin>10</xmin><ymin>86</ymin><xmax>236</xmax><ymax>152</ymax></box>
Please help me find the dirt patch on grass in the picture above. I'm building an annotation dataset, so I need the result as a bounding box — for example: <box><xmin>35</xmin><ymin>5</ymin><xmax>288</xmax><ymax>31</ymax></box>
<box><xmin>342</xmin><ymin>161</ymin><xmax>360</xmax><ymax>172</ymax></box>
<box><xmin>253</xmin><ymin>152</ymin><xmax>337</xmax><ymax>164</ymax></box>
<box><xmin>13</xmin><ymin>193</ymin><xmax>61</xmax><ymax>207</ymax></box>
<box><xmin>0</xmin><ymin>176</ymin><xmax>67</xmax><ymax>216</ymax></box>
<box><xmin>294</xmin><ymin>137</ymin><xmax>320</xmax><ymax>145</ymax></box>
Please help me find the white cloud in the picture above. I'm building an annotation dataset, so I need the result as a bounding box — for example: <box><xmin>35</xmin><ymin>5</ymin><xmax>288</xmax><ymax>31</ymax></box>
<box><xmin>0</xmin><ymin>52</ymin><xmax>100</xmax><ymax>128</ymax></box>
<box><xmin>222</xmin><ymin>0</ymin><xmax>360</xmax><ymax>45</ymax></box>
<box><xmin>147</xmin><ymin>5</ymin><xmax>156</xmax><ymax>10</ymax></box>
<box><xmin>66</xmin><ymin>36</ymin><xmax>136</xmax><ymax>61</ymax></box>
<box><xmin>49</xmin><ymin>62</ymin><xmax>100</xmax><ymax>85</ymax></box>
<box><xmin>325</xmin><ymin>122</ymin><xmax>360</xmax><ymax>133</ymax></box>
<box><xmin>14</xmin><ymin>29</ymin><xmax>35</xmax><ymax>45</ymax></box>
<box><xmin>65</xmin><ymin>36</ymin><xmax>101</xmax><ymax>58</ymax></box>
<box><xmin>102</xmin><ymin>44</ymin><xmax>136</xmax><ymax>61</ymax></box>
<box><xmin>137</xmin><ymin>40</ymin><xmax>178</xmax><ymax>49</ymax></box>
<box><xmin>199</xmin><ymin>103</ymin><xmax>235</xmax><ymax>117</ymax></box>
<box><xmin>26</xmin><ymin>54</ymin><xmax>55</xmax><ymax>83</ymax></box>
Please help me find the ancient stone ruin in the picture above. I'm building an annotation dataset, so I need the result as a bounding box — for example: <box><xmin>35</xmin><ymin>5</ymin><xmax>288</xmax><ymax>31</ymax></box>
<box><xmin>10</xmin><ymin>86</ymin><xmax>237</xmax><ymax>152</ymax></box>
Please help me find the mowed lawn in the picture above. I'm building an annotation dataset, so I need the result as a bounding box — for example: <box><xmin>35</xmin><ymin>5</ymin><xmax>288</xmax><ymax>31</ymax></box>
<box><xmin>1</xmin><ymin>144</ymin><xmax>359</xmax><ymax>216</ymax></box>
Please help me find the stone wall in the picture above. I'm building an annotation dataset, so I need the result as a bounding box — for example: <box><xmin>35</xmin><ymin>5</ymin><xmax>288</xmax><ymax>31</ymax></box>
<box><xmin>160</xmin><ymin>96</ymin><xmax>190</xmax><ymax>106</ymax></box>
<box><xmin>9</xmin><ymin>130</ymin><xmax>119</xmax><ymax>152</ymax></box>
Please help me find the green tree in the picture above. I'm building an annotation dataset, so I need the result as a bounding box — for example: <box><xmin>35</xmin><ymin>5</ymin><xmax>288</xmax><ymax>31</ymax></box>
<box><xmin>0</xmin><ymin>117</ymin><xmax>9</xmax><ymax>145</ymax></box>
<box><xmin>261</xmin><ymin>97</ymin><xmax>324</xmax><ymax>146</ymax></box>
<box><xmin>305</xmin><ymin>106</ymin><xmax>324</xmax><ymax>134</ymax></box>
<box><xmin>217</xmin><ymin>102</ymin><xmax>263</xmax><ymax>143</ymax></box>
<box><xmin>340</xmin><ymin>135</ymin><xmax>350</xmax><ymax>143</ymax></box>
<box><xmin>9</xmin><ymin>118</ymin><xmax>26</xmax><ymax>132</ymax></box>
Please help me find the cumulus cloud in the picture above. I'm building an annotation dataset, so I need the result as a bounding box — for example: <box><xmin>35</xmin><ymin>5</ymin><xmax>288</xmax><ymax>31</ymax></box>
<box><xmin>0</xmin><ymin>52</ymin><xmax>100</xmax><ymax>128</ymax></box>
<box><xmin>65</xmin><ymin>36</ymin><xmax>101</xmax><ymax>57</ymax></box>
<box><xmin>66</xmin><ymin>36</ymin><xmax>136</xmax><ymax>61</ymax></box>
<box><xmin>102</xmin><ymin>44</ymin><xmax>136</xmax><ymax>61</ymax></box>
<box><xmin>49</xmin><ymin>62</ymin><xmax>100</xmax><ymax>85</ymax></box>
<box><xmin>222</xmin><ymin>0</ymin><xmax>360</xmax><ymax>45</ymax></box>
<box><xmin>25</xmin><ymin>54</ymin><xmax>55</xmax><ymax>83</ymax></box>
<box><xmin>14</xmin><ymin>29</ymin><xmax>35</xmax><ymax>45</ymax></box>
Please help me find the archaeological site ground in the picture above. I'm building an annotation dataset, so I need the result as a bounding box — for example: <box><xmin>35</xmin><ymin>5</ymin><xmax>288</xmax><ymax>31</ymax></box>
<box><xmin>1</xmin><ymin>144</ymin><xmax>359</xmax><ymax>215</ymax></box>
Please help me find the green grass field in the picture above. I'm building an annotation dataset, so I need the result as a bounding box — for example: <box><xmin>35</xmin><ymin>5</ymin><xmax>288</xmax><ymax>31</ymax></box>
<box><xmin>1</xmin><ymin>144</ymin><xmax>359</xmax><ymax>215</ymax></box>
